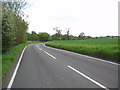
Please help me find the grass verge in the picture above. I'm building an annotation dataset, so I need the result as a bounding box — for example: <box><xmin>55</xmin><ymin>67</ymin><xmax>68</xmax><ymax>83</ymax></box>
<box><xmin>2</xmin><ymin>41</ymin><xmax>41</xmax><ymax>82</ymax></box>
<box><xmin>46</xmin><ymin>38</ymin><xmax>119</xmax><ymax>63</ymax></box>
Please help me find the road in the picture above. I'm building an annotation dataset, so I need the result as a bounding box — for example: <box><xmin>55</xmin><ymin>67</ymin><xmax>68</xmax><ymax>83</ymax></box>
<box><xmin>8</xmin><ymin>43</ymin><xmax>118</xmax><ymax>89</ymax></box>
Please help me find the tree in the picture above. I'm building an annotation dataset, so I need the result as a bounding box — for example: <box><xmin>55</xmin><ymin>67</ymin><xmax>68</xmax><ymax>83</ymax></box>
<box><xmin>53</xmin><ymin>27</ymin><xmax>62</xmax><ymax>35</ymax></box>
<box><xmin>66</xmin><ymin>28</ymin><xmax>70</xmax><ymax>40</ymax></box>
<box><xmin>61</xmin><ymin>35</ymin><xmax>68</xmax><ymax>40</ymax></box>
<box><xmin>53</xmin><ymin>27</ymin><xmax>62</xmax><ymax>40</ymax></box>
<box><xmin>27</xmin><ymin>32</ymin><xmax>31</xmax><ymax>41</ymax></box>
<box><xmin>78</xmin><ymin>32</ymin><xmax>85</xmax><ymax>40</ymax></box>
<box><xmin>2</xmin><ymin>4</ymin><xmax>16</xmax><ymax>52</ymax></box>
<box><xmin>31</xmin><ymin>31</ymin><xmax>39</xmax><ymax>41</ymax></box>
<box><xmin>38</xmin><ymin>32</ymin><xmax>50</xmax><ymax>41</ymax></box>
<box><xmin>15</xmin><ymin>17</ymin><xmax>28</xmax><ymax>44</ymax></box>
<box><xmin>2</xmin><ymin>0</ymin><xmax>29</xmax><ymax>52</ymax></box>
<box><xmin>27</xmin><ymin>31</ymin><xmax>39</xmax><ymax>41</ymax></box>
<box><xmin>32</xmin><ymin>31</ymin><xmax>37</xmax><ymax>34</ymax></box>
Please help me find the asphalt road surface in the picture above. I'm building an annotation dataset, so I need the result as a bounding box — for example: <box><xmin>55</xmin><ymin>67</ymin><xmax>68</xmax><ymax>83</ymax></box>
<box><xmin>8</xmin><ymin>43</ymin><xmax>118</xmax><ymax>89</ymax></box>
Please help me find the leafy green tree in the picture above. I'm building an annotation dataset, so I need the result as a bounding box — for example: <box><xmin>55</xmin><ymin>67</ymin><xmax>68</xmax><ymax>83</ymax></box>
<box><xmin>38</xmin><ymin>32</ymin><xmax>50</xmax><ymax>41</ymax></box>
<box><xmin>27</xmin><ymin>31</ymin><xmax>39</xmax><ymax>41</ymax></box>
<box><xmin>2</xmin><ymin>6</ymin><xmax>16</xmax><ymax>52</ymax></box>
<box><xmin>61</xmin><ymin>35</ymin><xmax>67</xmax><ymax>40</ymax></box>
<box><xmin>15</xmin><ymin>17</ymin><xmax>28</xmax><ymax>44</ymax></box>
<box><xmin>2</xmin><ymin>0</ymin><xmax>29</xmax><ymax>52</ymax></box>
<box><xmin>31</xmin><ymin>31</ymin><xmax>39</xmax><ymax>41</ymax></box>
<box><xmin>27</xmin><ymin>32</ymin><xmax>31</xmax><ymax>41</ymax></box>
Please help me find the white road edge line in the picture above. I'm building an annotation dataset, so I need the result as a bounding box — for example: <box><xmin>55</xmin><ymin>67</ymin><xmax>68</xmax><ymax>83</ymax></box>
<box><xmin>44</xmin><ymin>51</ymin><xmax>56</xmax><ymax>59</ymax></box>
<box><xmin>68</xmin><ymin>65</ymin><xmax>109</xmax><ymax>90</ymax></box>
<box><xmin>7</xmin><ymin>45</ymin><xmax>28</xmax><ymax>88</ymax></box>
<box><xmin>44</xmin><ymin>43</ymin><xmax>118</xmax><ymax>66</ymax></box>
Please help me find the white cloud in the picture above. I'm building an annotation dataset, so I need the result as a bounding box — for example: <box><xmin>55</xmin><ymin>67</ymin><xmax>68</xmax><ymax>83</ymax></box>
<box><xmin>24</xmin><ymin>0</ymin><xmax>119</xmax><ymax>37</ymax></box>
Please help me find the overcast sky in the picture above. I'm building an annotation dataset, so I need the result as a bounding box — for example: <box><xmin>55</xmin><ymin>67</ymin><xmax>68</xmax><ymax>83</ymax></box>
<box><xmin>24</xmin><ymin>0</ymin><xmax>119</xmax><ymax>37</ymax></box>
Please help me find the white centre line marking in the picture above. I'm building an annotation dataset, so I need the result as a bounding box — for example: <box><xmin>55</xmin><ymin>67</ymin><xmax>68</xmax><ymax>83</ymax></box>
<box><xmin>44</xmin><ymin>51</ymin><xmax>56</xmax><ymax>59</ymax></box>
<box><xmin>38</xmin><ymin>47</ymin><xmax>42</xmax><ymax>50</ymax></box>
<box><xmin>7</xmin><ymin>45</ymin><xmax>28</xmax><ymax>88</ymax></box>
<box><xmin>36</xmin><ymin>45</ymin><xmax>42</xmax><ymax>50</ymax></box>
<box><xmin>68</xmin><ymin>65</ymin><xmax>109</xmax><ymax>90</ymax></box>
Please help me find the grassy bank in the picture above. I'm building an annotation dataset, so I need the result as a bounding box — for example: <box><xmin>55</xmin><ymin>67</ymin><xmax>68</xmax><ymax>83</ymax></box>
<box><xmin>46</xmin><ymin>38</ymin><xmax>119</xmax><ymax>63</ymax></box>
<box><xmin>2</xmin><ymin>41</ymin><xmax>41</xmax><ymax>81</ymax></box>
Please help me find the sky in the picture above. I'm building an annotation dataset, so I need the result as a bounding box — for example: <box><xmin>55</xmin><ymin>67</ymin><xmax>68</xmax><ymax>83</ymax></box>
<box><xmin>24</xmin><ymin>0</ymin><xmax>119</xmax><ymax>37</ymax></box>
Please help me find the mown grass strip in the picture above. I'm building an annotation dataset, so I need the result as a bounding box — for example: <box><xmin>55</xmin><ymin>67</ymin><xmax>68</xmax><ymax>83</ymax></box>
<box><xmin>2</xmin><ymin>41</ymin><xmax>41</xmax><ymax>82</ymax></box>
<box><xmin>46</xmin><ymin>38</ymin><xmax>119</xmax><ymax>63</ymax></box>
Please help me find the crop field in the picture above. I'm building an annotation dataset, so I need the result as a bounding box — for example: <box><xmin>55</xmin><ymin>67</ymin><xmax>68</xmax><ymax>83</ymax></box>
<box><xmin>46</xmin><ymin>38</ymin><xmax>119</xmax><ymax>63</ymax></box>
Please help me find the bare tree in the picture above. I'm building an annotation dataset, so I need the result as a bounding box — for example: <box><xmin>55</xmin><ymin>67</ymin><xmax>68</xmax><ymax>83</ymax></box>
<box><xmin>66</xmin><ymin>28</ymin><xmax>70</xmax><ymax>40</ymax></box>
<box><xmin>53</xmin><ymin>27</ymin><xmax>62</xmax><ymax>40</ymax></box>
<box><xmin>78</xmin><ymin>32</ymin><xmax>85</xmax><ymax>39</ymax></box>
<box><xmin>53</xmin><ymin>27</ymin><xmax>62</xmax><ymax>35</ymax></box>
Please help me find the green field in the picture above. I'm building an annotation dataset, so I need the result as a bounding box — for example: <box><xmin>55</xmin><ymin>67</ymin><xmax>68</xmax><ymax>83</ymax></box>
<box><xmin>46</xmin><ymin>38</ymin><xmax>119</xmax><ymax>63</ymax></box>
<box><xmin>2</xmin><ymin>41</ymin><xmax>41</xmax><ymax>81</ymax></box>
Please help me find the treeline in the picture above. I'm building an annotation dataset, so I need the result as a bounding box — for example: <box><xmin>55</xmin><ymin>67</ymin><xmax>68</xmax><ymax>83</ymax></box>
<box><xmin>28</xmin><ymin>26</ymin><xmax>118</xmax><ymax>42</ymax></box>
<box><xmin>27</xmin><ymin>31</ymin><xmax>50</xmax><ymax>41</ymax></box>
<box><xmin>2</xmin><ymin>0</ymin><xmax>28</xmax><ymax>53</ymax></box>
<box><xmin>27</xmin><ymin>27</ymin><xmax>92</xmax><ymax>41</ymax></box>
